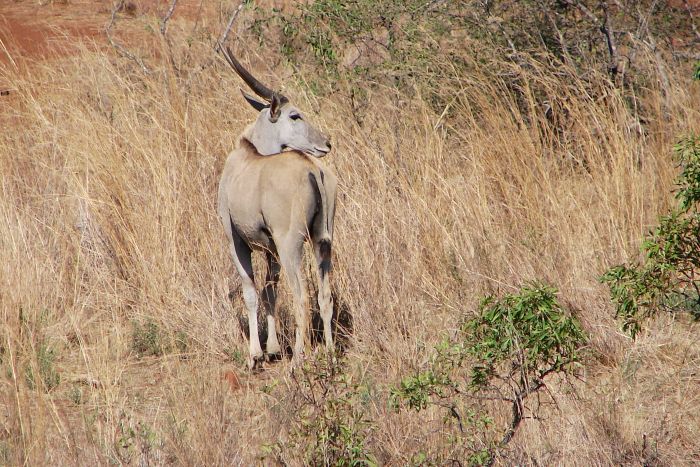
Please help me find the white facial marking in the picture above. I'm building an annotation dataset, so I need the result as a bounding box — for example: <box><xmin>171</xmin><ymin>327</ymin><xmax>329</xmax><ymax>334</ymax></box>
<box><xmin>247</xmin><ymin>101</ymin><xmax>331</xmax><ymax>157</ymax></box>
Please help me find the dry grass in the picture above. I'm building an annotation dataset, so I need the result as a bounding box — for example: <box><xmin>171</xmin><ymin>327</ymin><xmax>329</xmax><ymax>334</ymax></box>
<box><xmin>1</xmin><ymin>5</ymin><xmax>699</xmax><ymax>465</ymax></box>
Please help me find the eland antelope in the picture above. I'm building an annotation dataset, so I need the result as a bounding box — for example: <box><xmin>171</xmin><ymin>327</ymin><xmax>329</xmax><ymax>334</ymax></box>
<box><xmin>217</xmin><ymin>47</ymin><xmax>337</xmax><ymax>369</ymax></box>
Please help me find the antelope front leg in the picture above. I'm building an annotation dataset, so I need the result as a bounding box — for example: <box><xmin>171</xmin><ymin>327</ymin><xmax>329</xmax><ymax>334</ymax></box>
<box><xmin>241</xmin><ymin>277</ymin><xmax>263</xmax><ymax>369</ymax></box>
<box><xmin>226</xmin><ymin>219</ymin><xmax>263</xmax><ymax>370</ymax></box>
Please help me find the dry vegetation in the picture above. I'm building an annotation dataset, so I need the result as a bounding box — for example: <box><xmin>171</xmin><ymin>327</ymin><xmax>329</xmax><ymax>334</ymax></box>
<box><xmin>1</xmin><ymin>0</ymin><xmax>699</xmax><ymax>465</ymax></box>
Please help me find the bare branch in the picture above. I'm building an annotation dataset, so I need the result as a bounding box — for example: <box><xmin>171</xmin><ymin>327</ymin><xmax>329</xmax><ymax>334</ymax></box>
<box><xmin>564</xmin><ymin>1</ymin><xmax>620</xmax><ymax>79</ymax></box>
<box><xmin>159</xmin><ymin>0</ymin><xmax>180</xmax><ymax>74</ymax></box>
<box><xmin>216</xmin><ymin>2</ymin><xmax>245</xmax><ymax>52</ymax></box>
<box><xmin>632</xmin><ymin>1</ymin><xmax>671</xmax><ymax>106</ymax></box>
<box><xmin>684</xmin><ymin>0</ymin><xmax>700</xmax><ymax>42</ymax></box>
<box><xmin>568</xmin><ymin>0</ymin><xmax>599</xmax><ymax>23</ymax></box>
<box><xmin>160</xmin><ymin>0</ymin><xmax>179</xmax><ymax>35</ymax></box>
<box><xmin>449</xmin><ymin>404</ymin><xmax>464</xmax><ymax>432</ymax></box>
<box><xmin>538</xmin><ymin>1</ymin><xmax>570</xmax><ymax>62</ymax></box>
<box><xmin>106</xmin><ymin>1</ymin><xmax>150</xmax><ymax>74</ymax></box>
<box><xmin>601</xmin><ymin>2</ymin><xmax>619</xmax><ymax>77</ymax></box>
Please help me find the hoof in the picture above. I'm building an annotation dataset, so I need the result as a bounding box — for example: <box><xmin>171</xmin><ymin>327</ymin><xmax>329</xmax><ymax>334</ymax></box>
<box><xmin>247</xmin><ymin>354</ymin><xmax>264</xmax><ymax>372</ymax></box>
<box><xmin>265</xmin><ymin>352</ymin><xmax>283</xmax><ymax>363</ymax></box>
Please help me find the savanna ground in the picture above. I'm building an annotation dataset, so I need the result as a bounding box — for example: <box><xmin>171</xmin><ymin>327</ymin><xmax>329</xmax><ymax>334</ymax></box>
<box><xmin>1</xmin><ymin>0</ymin><xmax>699</xmax><ymax>465</ymax></box>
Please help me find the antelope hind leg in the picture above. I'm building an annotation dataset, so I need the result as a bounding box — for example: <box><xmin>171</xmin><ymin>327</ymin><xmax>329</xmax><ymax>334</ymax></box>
<box><xmin>313</xmin><ymin>238</ymin><xmax>334</xmax><ymax>349</ymax></box>
<box><xmin>277</xmin><ymin>235</ymin><xmax>309</xmax><ymax>367</ymax></box>
<box><xmin>226</xmin><ymin>218</ymin><xmax>263</xmax><ymax>370</ymax></box>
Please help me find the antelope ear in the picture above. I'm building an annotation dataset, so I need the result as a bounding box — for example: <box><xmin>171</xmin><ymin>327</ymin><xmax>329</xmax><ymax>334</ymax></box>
<box><xmin>269</xmin><ymin>93</ymin><xmax>284</xmax><ymax>123</ymax></box>
<box><xmin>240</xmin><ymin>89</ymin><xmax>269</xmax><ymax>112</ymax></box>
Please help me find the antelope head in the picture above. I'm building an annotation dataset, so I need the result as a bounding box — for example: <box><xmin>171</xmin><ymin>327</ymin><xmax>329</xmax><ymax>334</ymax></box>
<box><xmin>222</xmin><ymin>47</ymin><xmax>332</xmax><ymax>157</ymax></box>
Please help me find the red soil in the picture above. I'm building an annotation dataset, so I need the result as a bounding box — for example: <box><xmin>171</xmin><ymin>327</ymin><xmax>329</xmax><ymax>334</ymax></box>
<box><xmin>222</xmin><ymin>369</ymin><xmax>242</xmax><ymax>392</ymax></box>
<box><xmin>0</xmin><ymin>1</ymin><xmax>105</xmax><ymax>63</ymax></box>
<box><xmin>0</xmin><ymin>0</ymin><xmax>208</xmax><ymax>66</ymax></box>
<box><xmin>0</xmin><ymin>0</ymin><xmax>211</xmax><ymax>93</ymax></box>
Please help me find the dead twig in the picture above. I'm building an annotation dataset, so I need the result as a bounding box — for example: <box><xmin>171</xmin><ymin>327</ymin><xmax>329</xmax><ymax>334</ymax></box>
<box><xmin>601</xmin><ymin>2</ymin><xmax>619</xmax><ymax>77</ymax></box>
<box><xmin>160</xmin><ymin>0</ymin><xmax>179</xmax><ymax>35</ymax></box>
<box><xmin>566</xmin><ymin>0</ymin><xmax>619</xmax><ymax>79</ymax></box>
<box><xmin>106</xmin><ymin>0</ymin><xmax>150</xmax><ymax>74</ymax></box>
<box><xmin>684</xmin><ymin>0</ymin><xmax>700</xmax><ymax>43</ymax></box>
<box><xmin>159</xmin><ymin>0</ymin><xmax>181</xmax><ymax>74</ymax></box>
<box><xmin>216</xmin><ymin>2</ymin><xmax>245</xmax><ymax>52</ymax></box>
<box><xmin>537</xmin><ymin>0</ymin><xmax>571</xmax><ymax>64</ymax></box>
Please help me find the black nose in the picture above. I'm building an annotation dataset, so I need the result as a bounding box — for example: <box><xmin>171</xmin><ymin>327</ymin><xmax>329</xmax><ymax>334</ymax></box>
<box><xmin>327</xmin><ymin>140</ymin><xmax>332</xmax><ymax>150</ymax></box>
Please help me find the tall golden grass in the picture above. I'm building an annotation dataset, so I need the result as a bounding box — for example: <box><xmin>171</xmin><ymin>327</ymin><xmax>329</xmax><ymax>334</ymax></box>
<box><xmin>1</xmin><ymin>8</ymin><xmax>699</xmax><ymax>464</ymax></box>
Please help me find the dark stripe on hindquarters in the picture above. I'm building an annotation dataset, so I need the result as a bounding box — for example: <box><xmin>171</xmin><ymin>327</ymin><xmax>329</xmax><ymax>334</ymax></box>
<box><xmin>229</xmin><ymin>214</ymin><xmax>240</xmax><ymax>241</ymax></box>
<box><xmin>308</xmin><ymin>172</ymin><xmax>332</xmax><ymax>277</ymax></box>
<box><xmin>260</xmin><ymin>213</ymin><xmax>273</xmax><ymax>242</ymax></box>
<box><xmin>229</xmin><ymin>214</ymin><xmax>254</xmax><ymax>278</ymax></box>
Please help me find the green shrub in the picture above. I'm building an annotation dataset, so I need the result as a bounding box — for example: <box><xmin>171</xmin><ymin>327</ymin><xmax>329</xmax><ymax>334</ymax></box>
<box><xmin>261</xmin><ymin>1</ymin><xmax>697</xmax><ymax>108</ymax></box>
<box><xmin>263</xmin><ymin>352</ymin><xmax>377</xmax><ymax>466</ymax></box>
<box><xmin>272</xmin><ymin>0</ymin><xmax>459</xmax><ymax>104</ymax></box>
<box><xmin>131</xmin><ymin>319</ymin><xmax>190</xmax><ymax>358</ymax></box>
<box><xmin>25</xmin><ymin>343</ymin><xmax>61</xmax><ymax>392</ymax></box>
<box><xmin>465</xmin><ymin>284</ymin><xmax>586</xmax><ymax>391</ymax></box>
<box><xmin>0</xmin><ymin>441</ymin><xmax>10</xmax><ymax>465</ymax></box>
<box><xmin>131</xmin><ymin>320</ymin><xmax>166</xmax><ymax>358</ymax></box>
<box><xmin>601</xmin><ymin>135</ymin><xmax>700</xmax><ymax>337</ymax></box>
<box><xmin>391</xmin><ymin>283</ymin><xmax>587</xmax><ymax>464</ymax></box>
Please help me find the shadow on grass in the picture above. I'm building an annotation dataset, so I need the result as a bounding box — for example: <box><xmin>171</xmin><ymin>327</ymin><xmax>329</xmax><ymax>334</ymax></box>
<box><xmin>234</xmin><ymin>288</ymin><xmax>354</xmax><ymax>360</ymax></box>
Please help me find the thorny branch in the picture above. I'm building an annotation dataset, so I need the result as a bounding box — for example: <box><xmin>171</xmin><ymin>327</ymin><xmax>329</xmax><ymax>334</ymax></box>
<box><xmin>106</xmin><ymin>1</ymin><xmax>150</xmax><ymax>74</ymax></box>
<box><xmin>601</xmin><ymin>2</ymin><xmax>619</xmax><ymax>76</ymax></box>
<box><xmin>216</xmin><ymin>2</ymin><xmax>245</xmax><ymax>52</ymax></box>
<box><xmin>160</xmin><ymin>0</ymin><xmax>179</xmax><ymax>35</ymax></box>
<box><xmin>538</xmin><ymin>1</ymin><xmax>570</xmax><ymax>62</ymax></box>
<box><xmin>159</xmin><ymin>0</ymin><xmax>180</xmax><ymax>73</ymax></box>
<box><xmin>564</xmin><ymin>1</ymin><xmax>619</xmax><ymax>79</ymax></box>
<box><xmin>684</xmin><ymin>0</ymin><xmax>700</xmax><ymax>42</ymax></box>
<box><xmin>483</xmin><ymin>364</ymin><xmax>563</xmax><ymax>467</ymax></box>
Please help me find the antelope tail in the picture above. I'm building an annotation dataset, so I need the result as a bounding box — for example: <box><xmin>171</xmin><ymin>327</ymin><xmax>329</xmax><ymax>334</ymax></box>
<box><xmin>308</xmin><ymin>172</ymin><xmax>329</xmax><ymax>236</ymax></box>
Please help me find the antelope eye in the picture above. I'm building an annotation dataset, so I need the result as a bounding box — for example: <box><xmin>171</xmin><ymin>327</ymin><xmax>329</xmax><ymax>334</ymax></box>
<box><xmin>290</xmin><ymin>114</ymin><xmax>302</xmax><ymax>121</ymax></box>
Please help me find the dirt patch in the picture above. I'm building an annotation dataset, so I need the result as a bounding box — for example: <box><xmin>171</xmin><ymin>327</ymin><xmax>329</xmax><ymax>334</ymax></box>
<box><xmin>0</xmin><ymin>0</ymin><xmax>213</xmax><ymax>93</ymax></box>
<box><xmin>0</xmin><ymin>0</ymin><xmax>210</xmax><ymax>67</ymax></box>
<box><xmin>0</xmin><ymin>1</ymin><xmax>106</xmax><ymax>64</ymax></box>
